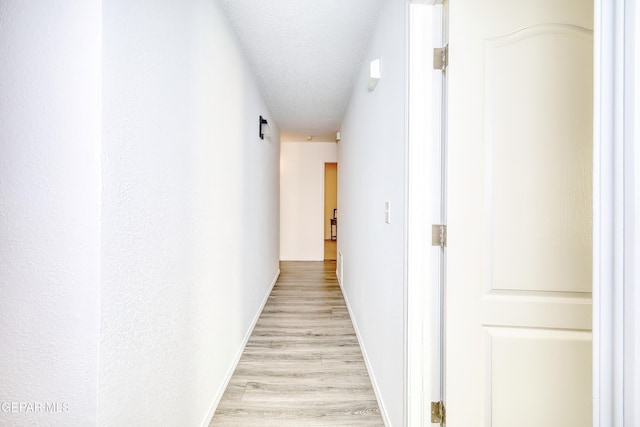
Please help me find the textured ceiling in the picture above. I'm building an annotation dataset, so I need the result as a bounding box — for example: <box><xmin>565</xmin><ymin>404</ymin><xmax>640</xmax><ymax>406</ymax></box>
<box><xmin>217</xmin><ymin>0</ymin><xmax>384</xmax><ymax>142</ymax></box>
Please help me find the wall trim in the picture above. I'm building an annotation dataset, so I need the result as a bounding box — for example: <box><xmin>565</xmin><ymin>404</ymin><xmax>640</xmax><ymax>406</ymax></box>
<box><xmin>592</xmin><ymin>0</ymin><xmax>640</xmax><ymax>424</ymax></box>
<box><xmin>338</xmin><ymin>274</ymin><xmax>392</xmax><ymax>427</ymax></box>
<box><xmin>622</xmin><ymin>1</ymin><xmax>640</xmax><ymax>423</ymax></box>
<box><xmin>201</xmin><ymin>268</ymin><xmax>281</xmax><ymax>427</ymax></box>
<box><xmin>406</xmin><ymin>2</ymin><xmax>440</xmax><ymax>426</ymax></box>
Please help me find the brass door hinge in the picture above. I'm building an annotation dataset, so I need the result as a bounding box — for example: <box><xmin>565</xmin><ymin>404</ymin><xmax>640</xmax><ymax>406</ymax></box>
<box><xmin>431</xmin><ymin>400</ymin><xmax>446</xmax><ymax>424</ymax></box>
<box><xmin>432</xmin><ymin>224</ymin><xmax>447</xmax><ymax>248</ymax></box>
<box><xmin>433</xmin><ymin>45</ymin><xmax>449</xmax><ymax>72</ymax></box>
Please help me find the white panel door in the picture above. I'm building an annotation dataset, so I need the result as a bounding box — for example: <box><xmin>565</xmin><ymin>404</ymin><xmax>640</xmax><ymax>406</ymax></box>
<box><xmin>445</xmin><ymin>1</ymin><xmax>593</xmax><ymax>426</ymax></box>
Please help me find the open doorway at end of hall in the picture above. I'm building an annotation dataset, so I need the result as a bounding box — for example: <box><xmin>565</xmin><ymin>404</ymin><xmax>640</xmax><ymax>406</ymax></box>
<box><xmin>324</xmin><ymin>162</ymin><xmax>338</xmax><ymax>261</ymax></box>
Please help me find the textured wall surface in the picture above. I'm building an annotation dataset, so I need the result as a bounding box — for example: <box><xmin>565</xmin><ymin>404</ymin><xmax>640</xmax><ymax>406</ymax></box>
<box><xmin>0</xmin><ymin>1</ymin><xmax>102</xmax><ymax>426</ymax></box>
<box><xmin>99</xmin><ymin>1</ymin><xmax>280</xmax><ymax>425</ymax></box>
<box><xmin>338</xmin><ymin>0</ymin><xmax>408</xmax><ymax>425</ymax></box>
<box><xmin>280</xmin><ymin>142</ymin><xmax>337</xmax><ymax>261</ymax></box>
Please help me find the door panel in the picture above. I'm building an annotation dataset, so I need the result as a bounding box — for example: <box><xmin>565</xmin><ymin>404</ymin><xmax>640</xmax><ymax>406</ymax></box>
<box><xmin>446</xmin><ymin>0</ymin><xmax>593</xmax><ymax>425</ymax></box>
<box><xmin>487</xmin><ymin>25</ymin><xmax>593</xmax><ymax>295</ymax></box>
<box><xmin>486</xmin><ymin>327</ymin><xmax>592</xmax><ymax>427</ymax></box>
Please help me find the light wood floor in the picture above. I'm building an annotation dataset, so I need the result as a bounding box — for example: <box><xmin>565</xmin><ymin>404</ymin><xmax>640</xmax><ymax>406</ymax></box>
<box><xmin>210</xmin><ymin>261</ymin><xmax>383</xmax><ymax>427</ymax></box>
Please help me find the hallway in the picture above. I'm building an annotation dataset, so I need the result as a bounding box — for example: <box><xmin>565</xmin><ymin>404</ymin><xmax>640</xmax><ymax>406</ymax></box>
<box><xmin>210</xmin><ymin>262</ymin><xmax>383</xmax><ymax>426</ymax></box>
<box><xmin>0</xmin><ymin>1</ymin><xmax>407</xmax><ymax>424</ymax></box>
<box><xmin>1</xmin><ymin>1</ymin><xmax>636</xmax><ymax>425</ymax></box>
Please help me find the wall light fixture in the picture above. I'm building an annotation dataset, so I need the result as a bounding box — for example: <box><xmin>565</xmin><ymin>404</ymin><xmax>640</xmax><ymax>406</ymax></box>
<box><xmin>259</xmin><ymin>115</ymin><xmax>270</xmax><ymax>139</ymax></box>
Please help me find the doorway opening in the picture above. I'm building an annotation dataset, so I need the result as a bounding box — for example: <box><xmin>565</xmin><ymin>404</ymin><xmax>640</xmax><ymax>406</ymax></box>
<box><xmin>324</xmin><ymin>162</ymin><xmax>338</xmax><ymax>260</ymax></box>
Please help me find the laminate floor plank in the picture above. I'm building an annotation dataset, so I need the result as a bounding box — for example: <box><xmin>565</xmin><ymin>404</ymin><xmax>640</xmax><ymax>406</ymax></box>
<box><xmin>210</xmin><ymin>261</ymin><xmax>384</xmax><ymax>426</ymax></box>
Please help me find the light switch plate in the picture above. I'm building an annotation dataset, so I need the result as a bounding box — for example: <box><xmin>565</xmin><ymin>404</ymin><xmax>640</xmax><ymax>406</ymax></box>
<box><xmin>385</xmin><ymin>201</ymin><xmax>391</xmax><ymax>224</ymax></box>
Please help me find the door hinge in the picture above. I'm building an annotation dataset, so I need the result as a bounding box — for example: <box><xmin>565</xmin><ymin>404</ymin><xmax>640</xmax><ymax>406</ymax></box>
<box><xmin>432</xmin><ymin>224</ymin><xmax>447</xmax><ymax>248</ymax></box>
<box><xmin>433</xmin><ymin>45</ymin><xmax>448</xmax><ymax>72</ymax></box>
<box><xmin>431</xmin><ymin>400</ymin><xmax>446</xmax><ymax>424</ymax></box>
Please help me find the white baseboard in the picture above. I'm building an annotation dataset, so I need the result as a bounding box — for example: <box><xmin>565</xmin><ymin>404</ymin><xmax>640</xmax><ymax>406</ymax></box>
<box><xmin>337</xmin><ymin>273</ymin><xmax>391</xmax><ymax>427</ymax></box>
<box><xmin>201</xmin><ymin>268</ymin><xmax>280</xmax><ymax>427</ymax></box>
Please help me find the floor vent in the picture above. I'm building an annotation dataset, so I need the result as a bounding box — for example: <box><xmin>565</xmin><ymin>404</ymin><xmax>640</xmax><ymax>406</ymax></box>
<box><xmin>338</xmin><ymin>251</ymin><xmax>344</xmax><ymax>284</ymax></box>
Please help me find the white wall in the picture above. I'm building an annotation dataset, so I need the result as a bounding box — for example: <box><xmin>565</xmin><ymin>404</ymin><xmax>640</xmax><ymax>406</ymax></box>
<box><xmin>0</xmin><ymin>2</ymin><xmax>102</xmax><ymax>426</ymax></box>
<box><xmin>99</xmin><ymin>1</ymin><xmax>280</xmax><ymax>426</ymax></box>
<box><xmin>280</xmin><ymin>142</ymin><xmax>337</xmax><ymax>261</ymax></box>
<box><xmin>337</xmin><ymin>0</ymin><xmax>407</xmax><ymax>425</ymax></box>
<box><xmin>624</xmin><ymin>1</ymin><xmax>640</xmax><ymax>422</ymax></box>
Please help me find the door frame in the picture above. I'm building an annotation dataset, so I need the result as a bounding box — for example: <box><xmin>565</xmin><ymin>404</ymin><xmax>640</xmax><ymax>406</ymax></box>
<box><xmin>593</xmin><ymin>0</ymin><xmax>639</xmax><ymax>425</ymax></box>
<box><xmin>406</xmin><ymin>2</ymin><xmax>438</xmax><ymax>425</ymax></box>
<box><xmin>405</xmin><ymin>0</ymin><xmax>639</xmax><ymax>425</ymax></box>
